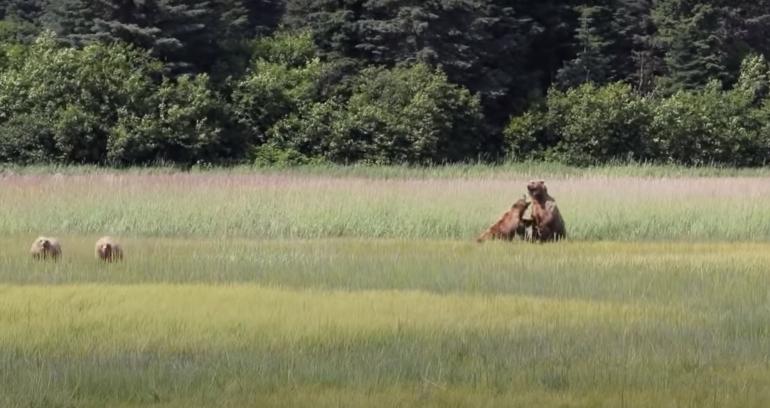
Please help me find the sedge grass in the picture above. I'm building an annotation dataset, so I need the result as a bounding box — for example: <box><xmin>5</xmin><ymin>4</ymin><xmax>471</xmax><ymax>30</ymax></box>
<box><xmin>0</xmin><ymin>238</ymin><xmax>769</xmax><ymax>406</ymax></box>
<box><xmin>7</xmin><ymin>161</ymin><xmax>770</xmax><ymax>178</ymax></box>
<box><xmin>2</xmin><ymin>168</ymin><xmax>770</xmax><ymax>406</ymax></box>
<box><xmin>2</xmin><ymin>172</ymin><xmax>770</xmax><ymax>241</ymax></box>
<box><xmin>0</xmin><ymin>236</ymin><xmax>768</xmax><ymax>305</ymax></box>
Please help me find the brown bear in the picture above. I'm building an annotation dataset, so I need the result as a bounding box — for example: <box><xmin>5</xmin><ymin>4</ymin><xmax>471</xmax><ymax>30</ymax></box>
<box><xmin>477</xmin><ymin>197</ymin><xmax>532</xmax><ymax>242</ymax></box>
<box><xmin>30</xmin><ymin>236</ymin><xmax>62</xmax><ymax>260</ymax></box>
<box><xmin>526</xmin><ymin>180</ymin><xmax>566</xmax><ymax>242</ymax></box>
<box><xmin>95</xmin><ymin>236</ymin><xmax>123</xmax><ymax>262</ymax></box>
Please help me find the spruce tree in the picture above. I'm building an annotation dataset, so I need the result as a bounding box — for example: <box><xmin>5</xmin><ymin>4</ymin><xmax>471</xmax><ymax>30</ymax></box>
<box><xmin>555</xmin><ymin>5</ymin><xmax>614</xmax><ymax>89</ymax></box>
<box><xmin>3</xmin><ymin>0</ymin><xmax>46</xmax><ymax>24</ymax></box>
<box><xmin>653</xmin><ymin>1</ymin><xmax>730</xmax><ymax>92</ymax></box>
<box><xmin>47</xmin><ymin>0</ymin><xmax>281</xmax><ymax>76</ymax></box>
<box><xmin>612</xmin><ymin>0</ymin><xmax>661</xmax><ymax>92</ymax></box>
<box><xmin>0</xmin><ymin>0</ymin><xmax>46</xmax><ymax>41</ymax></box>
<box><xmin>46</xmin><ymin>0</ymin><xmax>98</xmax><ymax>45</ymax></box>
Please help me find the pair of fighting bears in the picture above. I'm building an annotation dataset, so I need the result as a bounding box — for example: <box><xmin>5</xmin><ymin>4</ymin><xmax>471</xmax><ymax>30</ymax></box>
<box><xmin>477</xmin><ymin>180</ymin><xmax>566</xmax><ymax>243</ymax></box>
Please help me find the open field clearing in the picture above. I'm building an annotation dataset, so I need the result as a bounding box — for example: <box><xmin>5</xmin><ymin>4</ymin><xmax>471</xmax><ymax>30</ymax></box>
<box><xmin>1</xmin><ymin>169</ymin><xmax>770</xmax><ymax>406</ymax></box>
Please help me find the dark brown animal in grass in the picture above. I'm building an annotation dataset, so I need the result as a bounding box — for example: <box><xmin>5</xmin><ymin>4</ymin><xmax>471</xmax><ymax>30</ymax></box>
<box><xmin>526</xmin><ymin>180</ymin><xmax>566</xmax><ymax>242</ymax></box>
<box><xmin>30</xmin><ymin>236</ymin><xmax>62</xmax><ymax>260</ymax></box>
<box><xmin>95</xmin><ymin>236</ymin><xmax>123</xmax><ymax>262</ymax></box>
<box><xmin>477</xmin><ymin>197</ymin><xmax>532</xmax><ymax>242</ymax></box>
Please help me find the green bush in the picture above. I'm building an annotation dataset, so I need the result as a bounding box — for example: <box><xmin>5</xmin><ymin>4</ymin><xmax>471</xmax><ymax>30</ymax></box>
<box><xmin>269</xmin><ymin>64</ymin><xmax>484</xmax><ymax>164</ymax></box>
<box><xmin>250</xmin><ymin>143</ymin><xmax>322</xmax><ymax>167</ymax></box>
<box><xmin>549</xmin><ymin>83</ymin><xmax>653</xmax><ymax>164</ymax></box>
<box><xmin>107</xmin><ymin>75</ymin><xmax>223</xmax><ymax>165</ymax></box>
<box><xmin>0</xmin><ymin>113</ymin><xmax>55</xmax><ymax>164</ymax></box>
<box><xmin>252</xmin><ymin>31</ymin><xmax>317</xmax><ymax>67</ymax></box>
<box><xmin>650</xmin><ymin>81</ymin><xmax>768</xmax><ymax>166</ymax></box>
<box><xmin>0</xmin><ymin>33</ymin><xmax>156</xmax><ymax>163</ymax></box>
<box><xmin>506</xmin><ymin>65</ymin><xmax>770</xmax><ymax>167</ymax></box>
<box><xmin>0</xmin><ymin>32</ymin><xmax>224</xmax><ymax>165</ymax></box>
<box><xmin>504</xmin><ymin>110</ymin><xmax>550</xmax><ymax>161</ymax></box>
<box><xmin>6</xmin><ymin>30</ymin><xmax>770</xmax><ymax>167</ymax></box>
<box><xmin>269</xmin><ymin>99</ymin><xmax>352</xmax><ymax>161</ymax></box>
<box><xmin>231</xmin><ymin>32</ymin><xmax>327</xmax><ymax>145</ymax></box>
<box><xmin>506</xmin><ymin>82</ymin><xmax>652</xmax><ymax>165</ymax></box>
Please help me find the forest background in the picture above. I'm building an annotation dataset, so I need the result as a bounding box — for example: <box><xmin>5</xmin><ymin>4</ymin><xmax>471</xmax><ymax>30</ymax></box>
<box><xmin>1</xmin><ymin>0</ymin><xmax>769</xmax><ymax>167</ymax></box>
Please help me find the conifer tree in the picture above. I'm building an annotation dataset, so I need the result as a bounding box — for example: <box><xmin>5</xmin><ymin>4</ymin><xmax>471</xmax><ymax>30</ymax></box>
<box><xmin>555</xmin><ymin>5</ymin><xmax>614</xmax><ymax>89</ymax></box>
<box><xmin>653</xmin><ymin>1</ymin><xmax>730</xmax><ymax>92</ymax></box>
<box><xmin>46</xmin><ymin>0</ymin><xmax>282</xmax><ymax>76</ymax></box>
<box><xmin>612</xmin><ymin>0</ymin><xmax>661</xmax><ymax>92</ymax></box>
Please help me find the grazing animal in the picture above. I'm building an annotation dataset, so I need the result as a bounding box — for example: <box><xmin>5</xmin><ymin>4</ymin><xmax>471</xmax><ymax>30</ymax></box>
<box><xmin>526</xmin><ymin>180</ymin><xmax>566</xmax><ymax>242</ymax></box>
<box><xmin>477</xmin><ymin>197</ymin><xmax>532</xmax><ymax>242</ymax></box>
<box><xmin>30</xmin><ymin>236</ymin><xmax>62</xmax><ymax>260</ymax></box>
<box><xmin>95</xmin><ymin>236</ymin><xmax>123</xmax><ymax>262</ymax></box>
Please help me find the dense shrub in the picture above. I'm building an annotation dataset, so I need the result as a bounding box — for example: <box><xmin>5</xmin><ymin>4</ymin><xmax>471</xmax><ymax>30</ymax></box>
<box><xmin>0</xmin><ymin>113</ymin><xmax>55</xmax><ymax>163</ymax></box>
<box><xmin>506</xmin><ymin>56</ymin><xmax>770</xmax><ymax>166</ymax></box>
<box><xmin>0</xmin><ymin>32</ymin><xmax>224</xmax><ymax>165</ymax></box>
<box><xmin>108</xmin><ymin>75</ymin><xmax>223</xmax><ymax>165</ymax></box>
<box><xmin>0</xmin><ymin>33</ymin><xmax>154</xmax><ymax>163</ymax></box>
<box><xmin>649</xmin><ymin>82</ymin><xmax>762</xmax><ymax>165</ymax></box>
<box><xmin>231</xmin><ymin>32</ymin><xmax>327</xmax><ymax>146</ymax></box>
<box><xmin>250</xmin><ymin>143</ymin><xmax>323</xmax><ymax>167</ymax></box>
<box><xmin>6</xmin><ymin>30</ymin><xmax>770</xmax><ymax>167</ymax></box>
<box><xmin>506</xmin><ymin>82</ymin><xmax>652</xmax><ymax>165</ymax></box>
<box><xmin>503</xmin><ymin>111</ymin><xmax>547</xmax><ymax>161</ymax></box>
<box><xmin>549</xmin><ymin>83</ymin><xmax>653</xmax><ymax>164</ymax></box>
<box><xmin>270</xmin><ymin>64</ymin><xmax>484</xmax><ymax>164</ymax></box>
<box><xmin>269</xmin><ymin>100</ymin><xmax>351</xmax><ymax>161</ymax></box>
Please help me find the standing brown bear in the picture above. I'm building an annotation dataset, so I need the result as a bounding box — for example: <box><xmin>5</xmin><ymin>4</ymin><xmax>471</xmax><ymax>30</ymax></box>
<box><xmin>477</xmin><ymin>197</ymin><xmax>532</xmax><ymax>242</ymax></box>
<box><xmin>526</xmin><ymin>180</ymin><xmax>566</xmax><ymax>242</ymax></box>
<box><xmin>30</xmin><ymin>236</ymin><xmax>62</xmax><ymax>260</ymax></box>
<box><xmin>95</xmin><ymin>236</ymin><xmax>123</xmax><ymax>262</ymax></box>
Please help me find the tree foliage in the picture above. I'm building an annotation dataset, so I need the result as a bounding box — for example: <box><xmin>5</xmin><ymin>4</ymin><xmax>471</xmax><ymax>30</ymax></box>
<box><xmin>285</xmin><ymin>0</ymin><xmax>544</xmax><ymax>136</ymax></box>
<box><xmin>507</xmin><ymin>56</ymin><xmax>770</xmax><ymax>166</ymax></box>
<box><xmin>0</xmin><ymin>32</ymin><xmax>223</xmax><ymax>165</ymax></box>
<box><xmin>506</xmin><ymin>82</ymin><xmax>653</xmax><ymax>164</ymax></box>
<box><xmin>555</xmin><ymin>5</ymin><xmax>615</xmax><ymax>89</ymax></box>
<box><xmin>2</xmin><ymin>1</ymin><xmax>770</xmax><ymax>166</ymax></box>
<box><xmin>270</xmin><ymin>63</ymin><xmax>484</xmax><ymax>164</ymax></box>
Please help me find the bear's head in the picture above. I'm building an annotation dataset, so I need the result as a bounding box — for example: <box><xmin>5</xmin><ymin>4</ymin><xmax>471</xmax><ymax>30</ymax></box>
<box><xmin>527</xmin><ymin>180</ymin><xmax>548</xmax><ymax>200</ymax></box>
<box><xmin>511</xmin><ymin>197</ymin><xmax>530</xmax><ymax>214</ymax></box>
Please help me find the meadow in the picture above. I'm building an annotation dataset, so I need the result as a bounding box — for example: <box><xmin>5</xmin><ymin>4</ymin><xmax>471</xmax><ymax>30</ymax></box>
<box><xmin>1</xmin><ymin>164</ymin><xmax>770</xmax><ymax>407</ymax></box>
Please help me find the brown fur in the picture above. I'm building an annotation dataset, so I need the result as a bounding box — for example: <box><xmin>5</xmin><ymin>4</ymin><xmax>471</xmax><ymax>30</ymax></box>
<box><xmin>477</xmin><ymin>198</ymin><xmax>531</xmax><ymax>242</ymax></box>
<box><xmin>526</xmin><ymin>180</ymin><xmax>566</xmax><ymax>242</ymax></box>
<box><xmin>95</xmin><ymin>236</ymin><xmax>123</xmax><ymax>262</ymax></box>
<box><xmin>30</xmin><ymin>236</ymin><xmax>62</xmax><ymax>260</ymax></box>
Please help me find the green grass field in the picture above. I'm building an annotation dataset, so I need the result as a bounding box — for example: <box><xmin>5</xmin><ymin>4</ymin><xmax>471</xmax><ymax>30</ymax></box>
<box><xmin>1</xmin><ymin>165</ymin><xmax>770</xmax><ymax>407</ymax></box>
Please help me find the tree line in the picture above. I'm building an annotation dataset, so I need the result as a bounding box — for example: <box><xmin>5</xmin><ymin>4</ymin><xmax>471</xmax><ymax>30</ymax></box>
<box><xmin>1</xmin><ymin>0</ymin><xmax>770</xmax><ymax>166</ymax></box>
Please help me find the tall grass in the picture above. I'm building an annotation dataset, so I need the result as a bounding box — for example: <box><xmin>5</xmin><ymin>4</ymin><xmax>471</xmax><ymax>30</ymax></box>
<box><xmin>6</xmin><ymin>161</ymin><xmax>770</xmax><ymax>178</ymax></box>
<box><xmin>1</xmin><ymin>239</ymin><xmax>769</xmax><ymax>407</ymax></box>
<box><xmin>2</xmin><ymin>168</ymin><xmax>770</xmax><ymax>406</ymax></box>
<box><xmin>1</xmin><ymin>237</ymin><xmax>769</xmax><ymax>301</ymax></box>
<box><xmin>2</xmin><ymin>171</ymin><xmax>770</xmax><ymax>240</ymax></box>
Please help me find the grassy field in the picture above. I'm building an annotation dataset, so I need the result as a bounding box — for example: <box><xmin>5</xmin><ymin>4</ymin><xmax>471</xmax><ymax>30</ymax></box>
<box><xmin>1</xmin><ymin>165</ymin><xmax>770</xmax><ymax>407</ymax></box>
<box><xmin>3</xmin><ymin>166</ymin><xmax>770</xmax><ymax>241</ymax></box>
